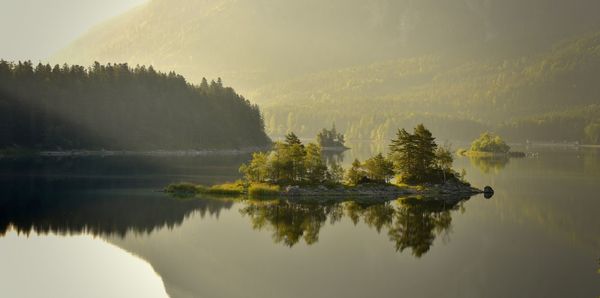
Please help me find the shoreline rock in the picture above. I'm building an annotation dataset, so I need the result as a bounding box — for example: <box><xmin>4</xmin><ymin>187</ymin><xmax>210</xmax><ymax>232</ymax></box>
<box><xmin>280</xmin><ymin>181</ymin><xmax>483</xmax><ymax>198</ymax></box>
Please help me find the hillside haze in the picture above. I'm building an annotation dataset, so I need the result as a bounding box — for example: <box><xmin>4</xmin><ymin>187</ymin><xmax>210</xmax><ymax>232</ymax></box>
<box><xmin>55</xmin><ymin>0</ymin><xmax>600</xmax><ymax>91</ymax></box>
<box><xmin>54</xmin><ymin>0</ymin><xmax>600</xmax><ymax>143</ymax></box>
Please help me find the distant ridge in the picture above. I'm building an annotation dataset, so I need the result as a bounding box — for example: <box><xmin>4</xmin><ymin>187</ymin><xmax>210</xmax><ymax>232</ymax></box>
<box><xmin>54</xmin><ymin>0</ymin><xmax>600</xmax><ymax>91</ymax></box>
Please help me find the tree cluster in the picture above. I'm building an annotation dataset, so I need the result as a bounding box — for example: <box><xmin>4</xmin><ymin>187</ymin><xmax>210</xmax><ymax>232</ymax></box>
<box><xmin>316</xmin><ymin>125</ymin><xmax>345</xmax><ymax>147</ymax></box>
<box><xmin>345</xmin><ymin>154</ymin><xmax>394</xmax><ymax>185</ymax></box>
<box><xmin>470</xmin><ymin>132</ymin><xmax>511</xmax><ymax>153</ymax></box>
<box><xmin>240</xmin><ymin>133</ymin><xmax>343</xmax><ymax>185</ymax></box>
<box><xmin>0</xmin><ymin>61</ymin><xmax>271</xmax><ymax>150</ymax></box>
<box><xmin>242</xmin><ymin>125</ymin><xmax>456</xmax><ymax>186</ymax></box>
<box><xmin>388</xmin><ymin>124</ymin><xmax>455</xmax><ymax>184</ymax></box>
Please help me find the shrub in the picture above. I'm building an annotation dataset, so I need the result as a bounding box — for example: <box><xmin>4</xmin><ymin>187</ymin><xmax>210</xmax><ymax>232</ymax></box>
<box><xmin>248</xmin><ymin>183</ymin><xmax>281</xmax><ymax>197</ymax></box>
<box><xmin>206</xmin><ymin>181</ymin><xmax>245</xmax><ymax>195</ymax></box>
<box><xmin>165</xmin><ymin>182</ymin><xmax>201</xmax><ymax>196</ymax></box>
<box><xmin>470</xmin><ymin>132</ymin><xmax>510</xmax><ymax>153</ymax></box>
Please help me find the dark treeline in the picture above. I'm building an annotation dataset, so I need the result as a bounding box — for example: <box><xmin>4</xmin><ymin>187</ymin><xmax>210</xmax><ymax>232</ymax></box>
<box><xmin>0</xmin><ymin>61</ymin><xmax>271</xmax><ymax>150</ymax></box>
<box><xmin>0</xmin><ymin>184</ymin><xmax>233</xmax><ymax>238</ymax></box>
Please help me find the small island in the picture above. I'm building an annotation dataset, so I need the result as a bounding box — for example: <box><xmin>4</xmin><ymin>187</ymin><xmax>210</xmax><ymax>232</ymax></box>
<box><xmin>316</xmin><ymin>125</ymin><xmax>349</xmax><ymax>151</ymax></box>
<box><xmin>458</xmin><ymin>132</ymin><xmax>526</xmax><ymax>158</ymax></box>
<box><xmin>166</xmin><ymin>124</ymin><xmax>488</xmax><ymax>200</ymax></box>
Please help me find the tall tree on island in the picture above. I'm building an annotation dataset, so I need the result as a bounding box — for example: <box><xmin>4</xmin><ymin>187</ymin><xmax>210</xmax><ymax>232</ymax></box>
<box><xmin>389</xmin><ymin>124</ymin><xmax>444</xmax><ymax>184</ymax></box>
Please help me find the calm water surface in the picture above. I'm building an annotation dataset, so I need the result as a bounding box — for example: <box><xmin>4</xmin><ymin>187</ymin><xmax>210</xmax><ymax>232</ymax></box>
<box><xmin>1</xmin><ymin>144</ymin><xmax>599</xmax><ymax>298</ymax></box>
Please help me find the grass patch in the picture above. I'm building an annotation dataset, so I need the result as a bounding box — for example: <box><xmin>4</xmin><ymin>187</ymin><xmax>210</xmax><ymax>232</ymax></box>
<box><xmin>205</xmin><ymin>181</ymin><xmax>245</xmax><ymax>195</ymax></box>
<box><xmin>248</xmin><ymin>183</ymin><xmax>281</xmax><ymax>197</ymax></box>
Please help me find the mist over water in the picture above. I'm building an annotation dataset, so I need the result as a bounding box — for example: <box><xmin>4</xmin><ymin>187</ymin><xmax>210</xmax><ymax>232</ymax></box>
<box><xmin>1</xmin><ymin>145</ymin><xmax>599</xmax><ymax>298</ymax></box>
<box><xmin>2</xmin><ymin>1</ymin><xmax>600</xmax><ymax>297</ymax></box>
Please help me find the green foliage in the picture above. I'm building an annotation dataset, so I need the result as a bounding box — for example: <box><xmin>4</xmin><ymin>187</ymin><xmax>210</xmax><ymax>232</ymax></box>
<box><xmin>239</xmin><ymin>152</ymin><xmax>270</xmax><ymax>183</ymax></box>
<box><xmin>285</xmin><ymin>132</ymin><xmax>303</xmax><ymax>146</ymax></box>
<box><xmin>389</xmin><ymin>125</ymin><xmax>436</xmax><ymax>183</ymax></box>
<box><xmin>327</xmin><ymin>160</ymin><xmax>345</xmax><ymax>184</ymax></box>
<box><xmin>248</xmin><ymin>183</ymin><xmax>281</xmax><ymax>197</ymax></box>
<box><xmin>470</xmin><ymin>132</ymin><xmax>511</xmax><ymax>153</ymax></box>
<box><xmin>206</xmin><ymin>181</ymin><xmax>245</xmax><ymax>195</ymax></box>
<box><xmin>389</xmin><ymin>124</ymin><xmax>454</xmax><ymax>184</ymax></box>
<box><xmin>435</xmin><ymin>145</ymin><xmax>454</xmax><ymax>182</ymax></box>
<box><xmin>316</xmin><ymin>124</ymin><xmax>345</xmax><ymax>147</ymax></box>
<box><xmin>243</xmin><ymin>126</ymin><xmax>457</xmax><ymax>186</ymax></box>
<box><xmin>240</xmin><ymin>133</ymin><xmax>341</xmax><ymax>185</ymax></box>
<box><xmin>363</xmin><ymin>153</ymin><xmax>394</xmax><ymax>183</ymax></box>
<box><xmin>304</xmin><ymin>143</ymin><xmax>328</xmax><ymax>184</ymax></box>
<box><xmin>0</xmin><ymin>61</ymin><xmax>270</xmax><ymax>150</ymax></box>
<box><xmin>345</xmin><ymin>159</ymin><xmax>366</xmax><ymax>186</ymax></box>
<box><xmin>164</xmin><ymin>183</ymin><xmax>202</xmax><ymax>196</ymax></box>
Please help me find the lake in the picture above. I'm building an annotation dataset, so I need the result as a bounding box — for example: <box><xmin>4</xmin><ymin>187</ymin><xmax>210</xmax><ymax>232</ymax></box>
<box><xmin>1</xmin><ymin>144</ymin><xmax>599</xmax><ymax>298</ymax></box>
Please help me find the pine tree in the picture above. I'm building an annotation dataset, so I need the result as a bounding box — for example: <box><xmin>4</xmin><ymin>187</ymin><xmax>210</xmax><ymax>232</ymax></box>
<box><xmin>346</xmin><ymin>159</ymin><xmax>365</xmax><ymax>185</ymax></box>
<box><xmin>285</xmin><ymin>132</ymin><xmax>303</xmax><ymax>147</ymax></box>
<box><xmin>389</xmin><ymin>128</ymin><xmax>417</xmax><ymax>181</ymax></box>
<box><xmin>389</xmin><ymin>125</ymin><xmax>440</xmax><ymax>184</ymax></box>
<box><xmin>413</xmin><ymin>124</ymin><xmax>437</xmax><ymax>181</ymax></box>
<box><xmin>304</xmin><ymin>143</ymin><xmax>327</xmax><ymax>183</ymax></box>
<box><xmin>363</xmin><ymin>153</ymin><xmax>394</xmax><ymax>183</ymax></box>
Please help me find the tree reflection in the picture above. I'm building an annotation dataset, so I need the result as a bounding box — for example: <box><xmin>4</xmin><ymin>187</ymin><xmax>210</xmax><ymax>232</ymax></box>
<box><xmin>469</xmin><ymin>156</ymin><xmax>510</xmax><ymax>174</ymax></box>
<box><xmin>388</xmin><ymin>198</ymin><xmax>457</xmax><ymax>257</ymax></box>
<box><xmin>240</xmin><ymin>200</ymin><xmax>343</xmax><ymax>246</ymax></box>
<box><xmin>240</xmin><ymin>196</ymin><xmax>469</xmax><ymax>257</ymax></box>
<box><xmin>322</xmin><ymin>151</ymin><xmax>345</xmax><ymax>168</ymax></box>
<box><xmin>0</xmin><ymin>193</ymin><xmax>233</xmax><ymax>238</ymax></box>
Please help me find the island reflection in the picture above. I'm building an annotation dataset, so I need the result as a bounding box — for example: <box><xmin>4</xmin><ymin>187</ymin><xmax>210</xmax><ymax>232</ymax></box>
<box><xmin>468</xmin><ymin>156</ymin><xmax>510</xmax><ymax>174</ymax></box>
<box><xmin>1</xmin><ymin>179</ymin><xmax>474</xmax><ymax>258</ymax></box>
<box><xmin>0</xmin><ymin>193</ymin><xmax>233</xmax><ymax>238</ymax></box>
<box><xmin>240</xmin><ymin>196</ymin><xmax>470</xmax><ymax>257</ymax></box>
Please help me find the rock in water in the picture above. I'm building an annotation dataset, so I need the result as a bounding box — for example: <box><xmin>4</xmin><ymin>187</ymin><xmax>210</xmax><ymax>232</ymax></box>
<box><xmin>483</xmin><ymin>186</ymin><xmax>495</xmax><ymax>199</ymax></box>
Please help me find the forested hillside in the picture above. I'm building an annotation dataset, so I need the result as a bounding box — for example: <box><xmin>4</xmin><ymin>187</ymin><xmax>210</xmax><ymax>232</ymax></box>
<box><xmin>52</xmin><ymin>0</ymin><xmax>600</xmax><ymax>144</ymax></box>
<box><xmin>0</xmin><ymin>61</ymin><xmax>271</xmax><ymax>150</ymax></box>
<box><xmin>255</xmin><ymin>32</ymin><xmax>600</xmax><ymax>143</ymax></box>
<box><xmin>54</xmin><ymin>0</ymin><xmax>600</xmax><ymax>92</ymax></box>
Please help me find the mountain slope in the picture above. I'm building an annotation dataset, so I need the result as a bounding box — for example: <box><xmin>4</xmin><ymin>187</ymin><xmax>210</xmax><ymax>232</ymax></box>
<box><xmin>54</xmin><ymin>0</ymin><xmax>600</xmax><ymax>91</ymax></box>
<box><xmin>254</xmin><ymin>32</ymin><xmax>600</xmax><ymax>142</ymax></box>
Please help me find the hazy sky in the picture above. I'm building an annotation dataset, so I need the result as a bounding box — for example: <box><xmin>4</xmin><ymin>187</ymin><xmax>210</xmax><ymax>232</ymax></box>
<box><xmin>0</xmin><ymin>0</ymin><xmax>148</xmax><ymax>62</ymax></box>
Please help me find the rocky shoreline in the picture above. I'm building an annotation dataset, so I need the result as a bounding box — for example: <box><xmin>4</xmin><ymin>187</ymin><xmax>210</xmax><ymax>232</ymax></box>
<box><xmin>280</xmin><ymin>180</ymin><xmax>485</xmax><ymax>198</ymax></box>
<box><xmin>165</xmin><ymin>180</ymin><xmax>493</xmax><ymax>202</ymax></box>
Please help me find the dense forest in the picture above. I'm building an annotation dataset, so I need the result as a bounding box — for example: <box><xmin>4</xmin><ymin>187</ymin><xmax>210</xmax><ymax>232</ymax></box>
<box><xmin>255</xmin><ymin>31</ymin><xmax>600</xmax><ymax>144</ymax></box>
<box><xmin>0</xmin><ymin>61</ymin><xmax>271</xmax><ymax>150</ymax></box>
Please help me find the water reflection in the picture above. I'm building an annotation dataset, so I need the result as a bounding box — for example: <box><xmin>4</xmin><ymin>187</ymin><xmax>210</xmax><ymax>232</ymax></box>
<box><xmin>3</xmin><ymin>148</ymin><xmax>600</xmax><ymax>297</ymax></box>
<box><xmin>0</xmin><ymin>193</ymin><xmax>233</xmax><ymax>238</ymax></box>
<box><xmin>322</xmin><ymin>150</ymin><xmax>345</xmax><ymax>167</ymax></box>
<box><xmin>240</xmin><ymin>195</ymin><xmax>470</xmax><ymax>257</ymax></box>
<box><xmin>1</xmin><ymin>178</ymin><xmax>474</xmax><ymax>259</ymax></box>
<box><xmin>468</xmin><ymin>156</ymin><xmax>510</xmax><ymax>174</ymax></box>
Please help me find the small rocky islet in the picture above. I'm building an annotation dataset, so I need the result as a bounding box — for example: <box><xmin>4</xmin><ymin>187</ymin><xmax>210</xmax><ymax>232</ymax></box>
<box><xmin>166</xmin><ymin>125</ymin><xmax>495</xmax><ymax>202</ymax></box>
